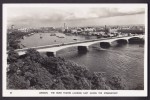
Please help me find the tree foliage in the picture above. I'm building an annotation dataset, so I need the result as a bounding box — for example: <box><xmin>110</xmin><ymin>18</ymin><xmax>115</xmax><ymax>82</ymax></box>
<box><xmin>108</xmin><ymin>75</ymin><xmax>127</xmax><ymax>90</ymax></box>
<box><xmin>7</xmin><ymin>49</ymin><xmax>128</xmax><ymax>90</ymax></box>
<box><xmin>7</xmin><ymin>32</ymin><xmax>30</xmax><ymax>50</ymax></box>
<box><xmin>7</xmin><ymin>50</ymin><xmax>19</xmax><ymax>63</ymax></box>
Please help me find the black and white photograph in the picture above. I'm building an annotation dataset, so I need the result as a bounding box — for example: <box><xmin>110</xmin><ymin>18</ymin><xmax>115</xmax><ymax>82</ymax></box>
<box><xmin>2</xmin><ymin>4</ymin><xmax>147</xmax><ymax>97</ymax></box>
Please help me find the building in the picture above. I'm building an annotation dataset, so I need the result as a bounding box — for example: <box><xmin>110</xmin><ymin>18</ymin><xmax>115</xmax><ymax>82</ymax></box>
<box><xmin>109</xmin><ymin>28</ymin><xmax>118</xmax><ymax>33</ymax></box>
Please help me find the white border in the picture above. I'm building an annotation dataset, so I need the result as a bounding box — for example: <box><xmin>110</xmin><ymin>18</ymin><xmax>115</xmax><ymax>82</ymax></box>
<box><xmin>2</xmin><ymin>4</ymin><xmax>148</xmax><ymax>97</ymax></box>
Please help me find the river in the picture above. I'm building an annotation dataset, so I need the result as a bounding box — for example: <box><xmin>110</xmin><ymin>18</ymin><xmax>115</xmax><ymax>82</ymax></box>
<box><xmin>20</xmin><ymin>32</ymin><xmax>144</xmax><ymax>89</ymax></box>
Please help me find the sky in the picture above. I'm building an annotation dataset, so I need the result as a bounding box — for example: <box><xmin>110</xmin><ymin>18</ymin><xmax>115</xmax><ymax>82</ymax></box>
<box><xmin>6</xmin><ymin>4</ymin><xmax>146</xmax><ymax>28</ymax></box>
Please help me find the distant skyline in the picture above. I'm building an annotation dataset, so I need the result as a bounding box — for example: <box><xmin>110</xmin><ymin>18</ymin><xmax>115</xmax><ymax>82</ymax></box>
<box><xmin>6</xmin><ymin>4</ymin><xmax>146</xmax><ymax>28</ymax></box>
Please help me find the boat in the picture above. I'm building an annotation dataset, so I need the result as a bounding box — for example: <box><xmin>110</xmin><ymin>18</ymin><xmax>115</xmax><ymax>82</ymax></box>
<box><xmin>50</xmin><ymin>33</ymin><xmax>56</xmax><ymax>36</ymax></box>
<box><xmin>73</xmin><ymin>38</ymin><xmax>77</xmax><ymax>40</ymax></box>
<box><xmin>31</xmin><ymin>33</ymin><xmax>34</xmax><ymax>35</ymax></box>
<box><xmin>59</xmin><ymin>36</ymin><xmax>65</xmax><ymax>38</ymax></box>
<box><xmin>56</xmin><ymin>36</ymin><xmax>65</xmax><ymax>38</ymax></box>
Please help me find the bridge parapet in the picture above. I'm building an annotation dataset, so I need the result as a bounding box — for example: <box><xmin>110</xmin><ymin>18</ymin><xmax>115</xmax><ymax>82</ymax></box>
<box><xmin>14</xmin><ymin>35</ymin><xmax>144</xmax><ymax>56</ymax></box>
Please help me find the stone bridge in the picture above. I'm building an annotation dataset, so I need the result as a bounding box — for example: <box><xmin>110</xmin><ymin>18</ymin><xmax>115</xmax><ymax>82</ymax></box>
<box><xmin>15</xmin><ymin>35</ymin><xmax>144</xmax><ymax>57</ymax></box>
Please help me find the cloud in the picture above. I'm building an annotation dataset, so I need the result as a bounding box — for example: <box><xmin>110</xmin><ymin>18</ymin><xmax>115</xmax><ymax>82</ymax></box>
<box><xmin>6</xmin><ymin>6</ymin><xmax>145</xmax><ymax>27</ymax></box>
<box><xmin>89</xmin><ymin>7</ymin><xmax>145</xmax><ymax>18</ymax></box>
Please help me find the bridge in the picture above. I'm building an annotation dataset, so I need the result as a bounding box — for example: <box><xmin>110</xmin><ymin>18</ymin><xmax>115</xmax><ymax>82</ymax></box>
<box><xmin>15</xmin><ymin>35</ymin><xmax>144</xmax><ymax>57</ymax></box>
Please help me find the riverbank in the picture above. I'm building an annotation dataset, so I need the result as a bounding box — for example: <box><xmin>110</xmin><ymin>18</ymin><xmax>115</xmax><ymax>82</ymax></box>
<box><xmin>7</xmin><ymin>49</ymin><xmax>128</xmax><ymax>90</ymax></box>
<box><xmin>7</xmin><ymin>32</ymin><xmax>30</xmax><ymax>50</ymax></box>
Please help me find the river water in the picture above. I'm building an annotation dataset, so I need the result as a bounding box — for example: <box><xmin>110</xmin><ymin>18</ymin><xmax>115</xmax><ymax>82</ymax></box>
<box><xmin>20</xmin><ymin>33</ymin><xmax>97</xmax><ymax>47</ymax></box>
<box><xmin>20</xmin><ymin>33</ymin><xmax>144</xmax><ymax>89</ymax></box>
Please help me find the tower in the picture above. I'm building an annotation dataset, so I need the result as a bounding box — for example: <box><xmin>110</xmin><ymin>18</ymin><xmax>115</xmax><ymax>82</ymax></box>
<box><xmin>64</xmin><ymin>23</ymin><xmax>66</xmax><ymax>29</ymax></box>
<box><xmin>104</xmin><ymin>25</ymin><xmax>106</xmax><ymax>34</ymax></box>
<box><xmin>11</xmin><ymin>25</ymin><xmax>15</xmax><ymax>30</ymax></box>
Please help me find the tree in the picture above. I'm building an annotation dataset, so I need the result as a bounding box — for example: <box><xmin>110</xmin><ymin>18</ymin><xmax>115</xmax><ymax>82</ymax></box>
<box><xmin>7</xmin><ymin>50</ymin><xmax>19</xmax><ymax>63</ymax></box>
<box><xmin>91</xmin><ymin>72</ymin><xmax>110</xmax><ymax>90</ymax></box>
<box><xmin>108</xmin><ymin>75</ymin><xmax>127</xmax><ymax>90</ymax></box>
<box><xmin>8</xmin><ymin>73</ymin><xmax>30</xmax><ymax>89</ymax></box>
<box><xmin>25</xmin><ymin>48</ymin><xmax>42</xmax><ymax>62</ymax></box>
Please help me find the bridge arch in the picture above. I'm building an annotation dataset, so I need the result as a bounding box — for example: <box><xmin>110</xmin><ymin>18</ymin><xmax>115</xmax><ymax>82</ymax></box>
<box><xmin>115</xmin><ymin>39</ymin><xmax>128</xmax><ymax>44</ymax></box>
<box><xmin>85</xmin><ymin>38</ymin><xmax>128</xmax><ymax>48</ymax></box>
<box><xmin>44</xmin><ymin>45</ymin><xmax>89</xmax><ymax>57</ymax></box>
<box><xmin>99</xmin><ymin>42</ymin><xmax>111</xmax><ymax>48</ymax></box>
<box><xmin>46</xmin><ymin>52</ymin><xmax>56</xmax><ymax>57</ymax></box>
<box><xmin>99</xmin><ymin>38</ymin><xmax>129</xmax><ymax>48</ymax></box>
<box><xmin>128</xmin><ymin>37</ymin><xmax>144</xmax><ymax>44</ymax></box>
<box><xmin>15</xmin><ymin>35</ymin><xmax>144</xmax><ymax>57</ymax></box>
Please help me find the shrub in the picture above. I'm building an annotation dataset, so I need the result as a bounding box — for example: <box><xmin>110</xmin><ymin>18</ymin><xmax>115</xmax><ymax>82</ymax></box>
<box><xmin>8</xmin><ymin>63</ymin><xmax>19</xmax><ymax>74</ymax></box>
<box><xmin>33</xmin><ymin>64</ymin><xmax>54</xmax><ymax>89</ymax></box>
<box><xmin>25</xmin><ymin>49</ymin><xmax>42</xmax><ymax>62</ymax></box>
<box><xmin>75</xmin><ymin>77</ymin><xmax>91</xmax><ymax>90</ymax></box>
<box><xmin>50</xmin><ymin>78</ymin><xmax>66</xmax><ymax>90</ymax></box>
<box><xmin>7</xmin><ymin>50</ymin><xmax>19</xmax><ymax>63</ymax></box>
<box><xmin>91</xmin><ymin>72</ymin><xmax>110</xmax><ymax>90</ymax></box>
<box><xmin>60</xmin><ymin>75</ymin><xmax>78</xmax><ymax>89</ymax></box>
<box><xmin>7</xmin><ymin>74</ymin><xmax>30</xmax><ymax>89</ymax></box>
<box><xmin>108</xmin><ymin>75</ymin><xmax>126</xmax><ymax>90</ymax></box>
